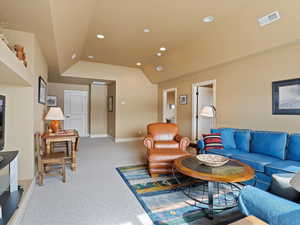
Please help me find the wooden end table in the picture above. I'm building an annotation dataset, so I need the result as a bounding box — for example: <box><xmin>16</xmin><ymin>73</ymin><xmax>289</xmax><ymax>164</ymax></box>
<box><xmin>230</xmin><ymin>216</ymin><xmax>268</xmax><ymax>225</ymax></box>
<box><xmin>42</xmin><ymin>130</ymin><xmax>79</xmax><ymax>171</ymax></box>
<box><xmin>173</xmin><ymin>155</ymin><xmax>255</xmax><ymax>219</ymax></box>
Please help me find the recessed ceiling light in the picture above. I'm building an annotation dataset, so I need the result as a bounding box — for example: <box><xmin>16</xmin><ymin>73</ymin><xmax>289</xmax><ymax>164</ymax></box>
<box><xmin>144</xmin><ymin>28</ymin><xmax>150</xmax><ymax>33</ymax></box>
<box><xmin>155</xmin><ymin>65</ymin><xmax>164</xmax><ymax>71</ymax></box>
<box><xmin>156</xmin><ymin>52</ymin><xmax>162</xmax><ymax>57</ymax></box>
<box><xmin>203</xmin><ymin>16</ymin><xmax>215</xmax><ymax>23</ymax></box>
<box><xmin>88</xmin><ymin>55</ymin><xmax>95</xmax><ymax>59</ymax></box>
<box><xmin>71</xmin><ymin>53</ymin><xmax>77</xmax><ymax>59</ymax></box>
<box><xmin>136</xmin><ymin>62</ymin><xmax>142</xmax><ymax>66</ymax></box>
<box><xmin>96</xmin><ymin>34</ymin><xmax>105</xmax><ymax>39</ymax></box>
<box><xmin>160</xmin><ymin>47</ymin><xmax>167</xmax><ymax>51</ymax></box>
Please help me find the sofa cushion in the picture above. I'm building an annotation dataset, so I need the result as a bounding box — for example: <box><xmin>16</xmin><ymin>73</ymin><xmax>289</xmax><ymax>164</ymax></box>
<box><xmin>234</xmin><ymin>129</ymin><xmax>251</xmax><ymax>152</ymax></box>
<box><xmin>250</xmin><ymin>131</ymin><xmax>288</xmax><ymax>160</ymax></box>
<box><xmin>231</xmin><ymin>152</ymin><xmax>280</xmax><ymax>172</ymax></box>
<box><xmin>265</xmin><ymin>160</ymin><xmax>300</xmax><ymax>176</ymax></box>
<box><xmin>154</xmin><ymin>141</ymin><xmax>179</xmax><ymax>149</ymax></box>
<box><xmin>211</xmin><ymin>128</ymin><xmax>236</xmax><ymax>149</ymax></box>
<box><xmin>205</xmin><ymin>148</ymin><xmax>241</xmax><ymax>157</ymax></box>
<box><xmin>287</xmin><ymin>134</ymin><xmax>300</xmax><ymax>161</ymax></box>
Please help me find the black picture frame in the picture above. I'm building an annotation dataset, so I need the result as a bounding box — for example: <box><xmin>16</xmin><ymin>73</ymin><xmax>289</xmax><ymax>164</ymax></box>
<box><xmin>272</xmin><ymin>78</ymin><xmax>300</xmax><ymax>115</ymax></box>
<box><xmin>179</xmin><ymin>95</ymin><xmax>188</xmax><ymax>105</ymax></box>
<box><xmin>38</xmin><ymin>76</ymin><xmax>47</xmax><ymax>105</ymax></box>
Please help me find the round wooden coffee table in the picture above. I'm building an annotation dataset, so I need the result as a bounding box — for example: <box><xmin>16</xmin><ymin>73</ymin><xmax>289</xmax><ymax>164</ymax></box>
<box><xmin>173</xmin><ymin>155</ymin><xmax>255</xmax><ymax>218</ymax></box>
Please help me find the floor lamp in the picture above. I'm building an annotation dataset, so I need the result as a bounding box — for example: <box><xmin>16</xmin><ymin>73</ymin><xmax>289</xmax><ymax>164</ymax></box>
<box><xmin>199</xmin><ymin>105</ymin><xmax>216</xmax><ymax>136</ymax></box>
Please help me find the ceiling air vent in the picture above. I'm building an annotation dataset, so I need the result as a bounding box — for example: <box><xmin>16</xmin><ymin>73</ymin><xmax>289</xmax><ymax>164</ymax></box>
<box><xmin>258</xmin><ymin>11</ymin><xmax>281</xmax><ymax>27</ymax></box>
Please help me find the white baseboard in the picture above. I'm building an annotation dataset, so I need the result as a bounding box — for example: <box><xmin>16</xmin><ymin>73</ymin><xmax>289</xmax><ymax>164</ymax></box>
<box><xmin>8</xmin><ymin>178</ymin><xmax>35</xmax><ymax>225</ymax></box>
<box><xmin>90</xmin><ymin>134</ymin><xmax>108</xmax><ymax>138</ymax></box>
<box><xmin>115</xmin><ymin>137</ymin><xmax>144</xmax><ymax>143</ymax></box>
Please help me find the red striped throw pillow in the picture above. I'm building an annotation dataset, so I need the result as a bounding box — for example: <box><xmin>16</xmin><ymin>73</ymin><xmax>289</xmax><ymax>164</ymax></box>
<box><xmin>202</xmin><ymin>133</ymin><xmax>224</xmax><ymax>150</ymax></box>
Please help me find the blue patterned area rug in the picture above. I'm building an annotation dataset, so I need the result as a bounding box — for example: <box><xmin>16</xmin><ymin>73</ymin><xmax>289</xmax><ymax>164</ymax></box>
<box><xmin>116</xmin><ymin>165</ymin><xmax>244</xmax><ymax>225</ymax></box>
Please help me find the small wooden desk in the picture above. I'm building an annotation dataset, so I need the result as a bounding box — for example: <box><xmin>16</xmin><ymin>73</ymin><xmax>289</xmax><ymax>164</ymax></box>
<box><xmin>42</xmin><ymin>130</ymin><xmax>79</xmax><ymax>171</ymax></box>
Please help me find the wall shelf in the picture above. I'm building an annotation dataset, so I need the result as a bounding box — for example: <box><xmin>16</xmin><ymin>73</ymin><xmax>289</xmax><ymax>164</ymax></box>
<box><xmin>0</xmin><ymin>40</ymin><xmax>32</xmax><ymax>87</ymax></box>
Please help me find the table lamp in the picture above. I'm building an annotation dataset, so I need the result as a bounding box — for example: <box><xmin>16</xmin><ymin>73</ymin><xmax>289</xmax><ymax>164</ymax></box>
<box><xmin>290</xmin><ymin>172</ymin><xmax>300</xmax><ymax>192</ymax></box>
<box><xmin>45</xmin><ymin>107</ymin><xmax>65</xmax><ymax>133</ymax></box>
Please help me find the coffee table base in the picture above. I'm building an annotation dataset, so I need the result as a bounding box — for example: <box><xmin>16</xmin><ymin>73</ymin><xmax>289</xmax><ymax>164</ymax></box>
<box><xmin>172</xmin><ymin>169</ymin><xmax>242</xmax><ymax>219</ymax></box>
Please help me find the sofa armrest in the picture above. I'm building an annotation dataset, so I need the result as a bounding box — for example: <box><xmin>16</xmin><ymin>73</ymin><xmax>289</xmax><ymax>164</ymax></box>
<box><xmin>144</xmin><ymin>135</ymin><xmax>154</xmax><ymax>150</ymax></box>
<box><xmin>175</xmin><ymin>135</ymin><xmax>190</xmax><ymax>151</ymax></box>
<box><xmin>239</xmin><ymin>185</ymin><xmax>300</xmax><ymax>225</ymax></box>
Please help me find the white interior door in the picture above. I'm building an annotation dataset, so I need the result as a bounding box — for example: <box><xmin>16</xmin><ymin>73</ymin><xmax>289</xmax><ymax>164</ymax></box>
<box><xmin>64</xmin><ymin>90</ymin><xmax>88</xmax><ymax>137</ymax></box>
<box><xmin>197</xmin><ymin>87</ymin><xmax>213</xmax><ymax>136</ymax></box>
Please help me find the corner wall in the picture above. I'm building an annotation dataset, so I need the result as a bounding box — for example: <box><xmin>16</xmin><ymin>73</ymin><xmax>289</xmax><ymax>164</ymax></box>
<box><xmin>0</xmin><ymin>29</ymin><xmax>48</xmax><ymax>180</ymax></box>
<box><xmin>158</xmin><ymin>41</ymin><xmax>300</xmax><ymax>138</ymax></box>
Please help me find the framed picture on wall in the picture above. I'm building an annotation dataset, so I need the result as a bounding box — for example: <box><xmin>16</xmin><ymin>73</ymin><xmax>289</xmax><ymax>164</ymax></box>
<box><xmin>179</xmin><ymin>95</ymin><xmax>188</xmax><ymax>105</ymax></box>
<box><xmin>47</xmin><ymin>96</ymin><xmax>57</xmax><ymax>107</ymax></box>
<box><xmin>108</xmin><ymin>96</ymin><xmax>113</xmax><ymax>112</ymax></box>
<box><xmin>38</xmin><ymin>76</ymin><xmax>47</xmax><ymax>104</ymax></box>
<box><xmin>272</xmin><ymin>78</ymin><xmax>300</xmax><ymax>115</ymax></box>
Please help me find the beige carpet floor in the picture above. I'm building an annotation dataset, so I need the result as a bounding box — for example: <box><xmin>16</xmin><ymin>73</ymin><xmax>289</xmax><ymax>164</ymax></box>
<box><xmin>21</xmin><ymin>137</ymin><xmax>153</xmax><ymax>225</ymax></box>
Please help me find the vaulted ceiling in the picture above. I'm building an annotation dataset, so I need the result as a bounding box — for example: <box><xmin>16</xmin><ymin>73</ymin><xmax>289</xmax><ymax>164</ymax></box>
<box><xmin>0</xmin><ymin>0</ymin><xmax>299</xmax><ymax>83</ymax></box>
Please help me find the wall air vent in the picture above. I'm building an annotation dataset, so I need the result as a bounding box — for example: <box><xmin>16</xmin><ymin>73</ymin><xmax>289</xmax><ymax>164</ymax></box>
<box><xmin>258</xmin><ymin>11</ymin><xmax>281</xmax><ymax>27</ymax></box>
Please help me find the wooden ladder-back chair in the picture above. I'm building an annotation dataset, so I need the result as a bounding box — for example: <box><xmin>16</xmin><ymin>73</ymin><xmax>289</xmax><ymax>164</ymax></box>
<box><xmin>35</xmin><ymin>133</ymin><xmax>67</xmax><ymax>186</ymax></box>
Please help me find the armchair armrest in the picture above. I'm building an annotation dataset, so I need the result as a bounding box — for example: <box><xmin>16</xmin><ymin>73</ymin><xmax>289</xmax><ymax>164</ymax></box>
<box><xmin>144</xmin><ymin>135</ymin><xmax>154</xmax><ymax>150</ymax></box>
<box><xmin>175</xmin><ymin>135</ymin><xmax>190</xmax><ymax>151</ymax></box>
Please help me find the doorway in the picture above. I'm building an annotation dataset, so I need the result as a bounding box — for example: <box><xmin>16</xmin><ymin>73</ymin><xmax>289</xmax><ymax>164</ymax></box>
<box><xmin>192</xmin><ymin>80</ymin><xmax>216</xmax><ymax>140</ymax></box>
<box><xmin>64</xmin><ymin>90</ymin><xmax>89</xmax><ymax>137</ymax></box>
<box><xmin>162</xmin><ymin>88</ymin><xmax>177</xmax><ymax>123</ymax></box>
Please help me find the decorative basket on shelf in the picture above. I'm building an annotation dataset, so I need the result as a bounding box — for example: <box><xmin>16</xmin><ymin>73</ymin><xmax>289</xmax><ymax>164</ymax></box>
<box><xmin>196</xmin><ymin>154</ymin><xmax>229</xmax><ymax>167</ymax></box>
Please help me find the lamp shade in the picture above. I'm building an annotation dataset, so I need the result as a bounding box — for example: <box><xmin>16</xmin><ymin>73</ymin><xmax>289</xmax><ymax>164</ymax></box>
<box><xmin>290</xmin><ymin>172</ymin><xmax>300</xmax><ymax>192</ymax></box>
<box><xmin>45</xmin><ymin>107</ymin><xmax>65</xmax><ymax>121</ymax></box>
<box><xmin>200</xmin><ymin>105</ymin><xmax>215</xmax><ymax>118</ymax></box>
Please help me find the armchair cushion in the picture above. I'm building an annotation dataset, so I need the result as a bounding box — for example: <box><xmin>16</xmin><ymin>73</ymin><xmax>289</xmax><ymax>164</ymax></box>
<box><xmin>154</xmin><ymin>140</ymin><xmax>179</xmax><ymax>149</ymax></box>
<box><xmin>148</xmin><ymin>148</ymin><xmax>189</xmax><ymax>162</ymax></box>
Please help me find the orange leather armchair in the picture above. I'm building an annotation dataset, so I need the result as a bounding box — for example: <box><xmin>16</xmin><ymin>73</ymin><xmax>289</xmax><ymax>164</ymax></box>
<box><xmin>144</xmin><ymin>123</ymin><xmax>190</xmax><ymax>177</ymax></box>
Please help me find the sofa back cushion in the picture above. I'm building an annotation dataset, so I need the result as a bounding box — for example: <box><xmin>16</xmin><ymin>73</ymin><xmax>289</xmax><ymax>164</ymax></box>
<box><xmin>147</xmin><ymin>123</ymin><xmax>178</xmax><ymax>141</ymax></box>
<box><xmin>250</xmin><ymin>131</ymin><xmax>288</xmax><ymax>160</ymax></box>
<box><xmin>287</xmin><ymin>134</ymin><xmax>300</xmax><ymax>161</ymax></box>
<box><xmin>211</xmin><ymin>128</ymin><xmax>236</xmax><ymax>149</ymax></box>
<box><xmin>234</xmin><ymin>129</ymin><xmax>251</xmax><ymax>152</ymax></box>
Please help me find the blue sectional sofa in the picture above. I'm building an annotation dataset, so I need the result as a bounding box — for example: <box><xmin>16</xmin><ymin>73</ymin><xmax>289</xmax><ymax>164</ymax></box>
<box><xmin>197</xmin><ymin>128</ymin><xmax>300</xmax><ymax>225</ymax></box>
<box><xmin>197</xmin><ymin>128</ymin><xmax>300</xmax><ymax>190</ymax></box>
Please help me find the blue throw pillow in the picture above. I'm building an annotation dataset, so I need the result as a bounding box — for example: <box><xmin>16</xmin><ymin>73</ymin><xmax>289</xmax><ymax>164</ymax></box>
<box><xmin>211</xmin><ymin>128</ymin><xmax>236</xmax><ymax>149</ymax></box>
<box><xmin>235</xmin><ymin>129</ymin><xmax>251</xmax><ymax>152</ymax></box>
